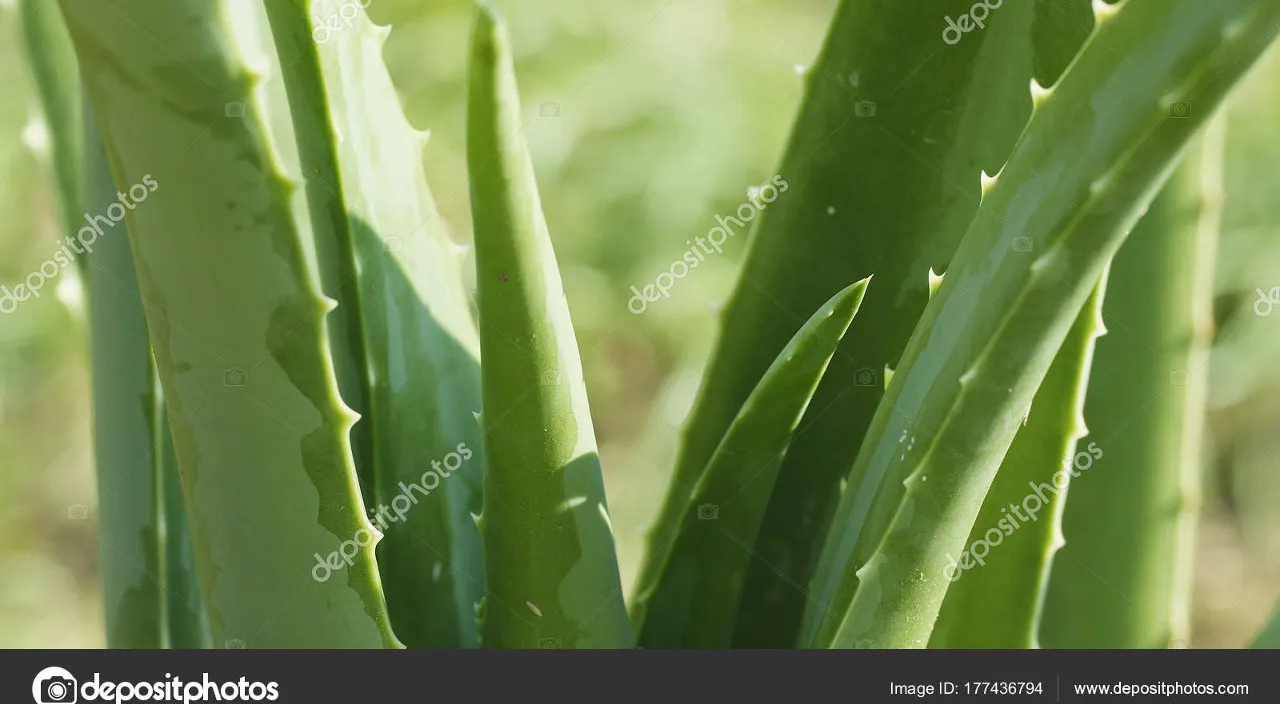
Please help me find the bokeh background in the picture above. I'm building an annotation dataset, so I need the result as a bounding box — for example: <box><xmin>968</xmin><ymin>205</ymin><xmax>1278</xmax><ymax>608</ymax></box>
<box><xmin>1</xmin><ymin>0</ymin><xmax>1278</xmax><ymax>647</ymax></box>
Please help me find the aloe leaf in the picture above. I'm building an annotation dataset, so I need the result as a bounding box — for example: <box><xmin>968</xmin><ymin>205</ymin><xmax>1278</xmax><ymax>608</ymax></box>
<box><xmin>1041</xmin><ymin>114</ymin><xmax>1227</xmax><ymax>649</ymax></box>
<box><xmin>59</xmin><ymin>0</ymin><xmax>398</xmax><ymax>647</ymax></box>
<box><xmin>929</xmin><ymin>277</ymin><xmax>1107</xmax><ymax>649</ymax></box>
<box><xmin>18</xmin><ymin>0</ymin><xmax>82</xmax><ymax>248</ymax></box>
<box><xmin>261</xmin><ymin>0</ymin><xmax>486</xmax><ymax>648</ymax></box>
<box><xmin>468</xmin><ymin>6</ymin><xmax>630</xmax><ymax>649</ymax></box>
<box><xmin>83</xmin><ymin>115</ymin><xmax>161</xmax><ymax>648</ymax></box>
<box><xmin>633</xmin><ymin>279</ymin><xmax>868</xmax><ymax>648</ymax></box>
<box><xmin>806</xmin><ymin>0</ymin><xmax>1280</xmax><ymax>649</ymax></box>
<box><xmin>25</xmin><ymin>0</ymin><xmax>210</xmax><ymax>648</ymax></box>
<box><xmin>83</xmin><ymin>97</ymin><xmax>210</xmax><ymax>649</ymax></box>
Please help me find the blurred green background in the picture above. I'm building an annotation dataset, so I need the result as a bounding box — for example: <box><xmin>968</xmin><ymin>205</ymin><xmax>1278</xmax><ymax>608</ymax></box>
<box><xmin>1</xmin><ymin>0</ymin><xmax>1278</xmax><ymax>647</ymax></box>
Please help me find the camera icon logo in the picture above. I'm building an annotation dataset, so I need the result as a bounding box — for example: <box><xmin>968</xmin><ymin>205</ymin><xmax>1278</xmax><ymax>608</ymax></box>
<box><xmin>854</xmin><ymin>368</ymin><xmax>878</xmax><ymax>387</ymax></box>
<box><xmin>539</xmin><ymin>637</ymin><xmax>560</xmax><ymax>649</ymax></box>
<box><xmin>697</xmin><ymin>503</ymin><xmax>719</xmax><ymax>521</ymax></box>
<box><xmin>854</xmin><ymin>100</ymin><xmax>876</xmax><ymax>118</ymax></box>
<box><xmin>224</xmin><ymin>368</ymin><xmax>248</xmax><ymax>387</ymax></box>
<box><xmin>1170</xmin><ymin>101</ymin><xmax>1191</xmax><ymax>119</ymax></box>
<box><xmin>32</xmin><ymin>666</ymin><xmax>78</xmax><ymax>704</ymax></box>
<box><xmin>225</xmin><ymin>101</ymin><xmax>246</xmax><ymax>118</ymax></box>
<box><xmin>539</xmin><ymin>101</ymin><xmax>561</xmax><ymax>118</ymax></box>
<box><xmin>66</xmin><ymin>504</ymin><xmax>89</xmax><ymax>521</ymax></box>
<box><xmin>1012</xmin><ymin>236</ymin><xmax>1033</xmax><ymax>252</ymax></box>
<box><xmin>1170</xmin><ymin>369</ymin><xmax>1190</xmax><ymax>387</ymax></box>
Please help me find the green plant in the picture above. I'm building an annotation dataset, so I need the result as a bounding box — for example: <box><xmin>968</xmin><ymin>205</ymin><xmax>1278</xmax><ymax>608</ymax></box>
<box><xmin>802</xmin><ymin>0</ymin><xmax>1278</xmax><ymax>650</ymax></box>
<box><xmin>28</xmin><ymin>0</ymin><xmax>1280</xmax><ymax>648</ymax></box>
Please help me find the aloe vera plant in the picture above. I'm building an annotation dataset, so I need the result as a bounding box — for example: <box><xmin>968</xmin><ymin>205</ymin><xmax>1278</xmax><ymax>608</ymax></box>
<box><xmin>804</xmin><ymin>0</ymin><xmax>1280</xmax><ymax>649</ymax></box>
<box><xmin>652</xmin><ymin>0</ymin><xmax>1090</xmax><ymax>648</ymax></box>
<box><xmin>29</xmin><ymin>0</ymin><xmax>1280</xmax><ymax>650</ymax></box>
<box><xmin>1042</xmin><ymin>115</ymin><xmax>1228</xmax><ymax>649</ymax></box>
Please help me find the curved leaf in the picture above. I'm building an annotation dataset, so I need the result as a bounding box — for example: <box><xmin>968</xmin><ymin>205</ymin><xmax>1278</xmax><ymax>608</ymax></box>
<box><xmin>634</xmin><ymin>279</ymin><xmax>868</xmax><ymax>648</ymax></box>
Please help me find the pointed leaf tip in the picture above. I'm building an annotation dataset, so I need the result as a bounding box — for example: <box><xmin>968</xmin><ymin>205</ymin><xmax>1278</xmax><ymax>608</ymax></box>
<box><xmin>830</xmin><ymin>277</ymin><xmax>871</xmax><ymax>322</ymax></box>
<box><xmin>633</xmin><ymin>277</ymin><xmax>870</xmax><ymax>647</ymax></box>
<box><xmin>471</xmin><ymin>3</ymin><xmax>507</xmax><ymax>63</ymax></box>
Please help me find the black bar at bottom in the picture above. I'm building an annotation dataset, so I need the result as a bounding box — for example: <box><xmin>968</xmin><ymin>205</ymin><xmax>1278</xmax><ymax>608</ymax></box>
<box><xmin>3</xmin><ymin>649</ymin><xmax>1274</xmax><ymax>703</ymax></box>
